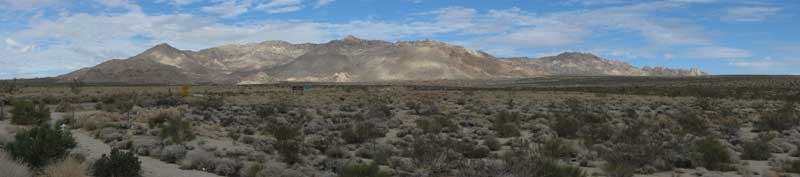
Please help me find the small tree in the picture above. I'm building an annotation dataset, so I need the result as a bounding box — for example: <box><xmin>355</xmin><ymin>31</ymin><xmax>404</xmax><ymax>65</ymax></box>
<box><xmin>92</xmin><ymin>149</ymin><xmax>142</xmax><ymax>177</ymax></box>
<box><xmin>5</xmin><ymin>125</ymin><xmax>77</xmax><ymax>168</ymax></box>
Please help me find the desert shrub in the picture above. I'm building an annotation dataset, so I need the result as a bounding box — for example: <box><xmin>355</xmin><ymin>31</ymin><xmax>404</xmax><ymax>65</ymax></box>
<box><xmin>365</xmin><ymin>98</ymin><xmax>393</xmax><ymax>119</ymax></box>
<box><xmin>603</xmin><ymin>160</ymin><xmax>635</xmax><ymax>177</ymax></box>
<box><xmin>213</xmin><ymin>158</ymin><xmax>242</xmax><ymax>176</ymax></box>
<box><xmin>38</xmin><ymin>157</ymin><xmax>88</xmax><ymax>177</ymax></box>
<box><xmin>405</xmin><ymin>134</ymin><xmax>458</xmax><ymax>167</ymax></box>
<box><xmin>483</xmin><ymin>136</ymin><xmax>501</xmax><ymax>151</ymax></box>
<box><xmin>502</xmin><ymin>150</ymin><xmax>587</xmax><ymax>177</ymax></box>
<box><xmin>463</xmin><ymin>145</ymin><xmax>491</xmax><ymax>159</ymax></box>
<box><xmin>241</xmin><ymin>162</ymin><xmax>264</xmax><ymax>177</ymax></box>
<box><xmin>691</xmin><ymin>137</ymin><xmax>733</xmax><ymax>171</ymax></box>
<box><xmin>601</xmin><ymin>119</ymin><xmax>690</xmax><ymax>173</ymax></box>
<box><xmin>341</xmin><ymin>122</ymin><xmax>385</xmax><ymax>144</ymax></box>
<box><xmin>91</xmin><ymin>149</ymin><xmax>142</xmax><ymax>177</ymax></box>
<box><xmin>783</xmin><ymin>159</ymin><xmax>800</xmax><ymax>174</ymax></box>
<box><xmin>254</xmin><ymin>105</ymin><xmax>277</xmax><ymax>118</ymax></box>
<box><xmin>338</xmin><ymin>162</ymin><xmax>390</xmax><ymax>177</ymax></box>
<box><xmin>757</xmin><ymin>102</ymin><xmax>799</xmax><ymax>132</ymax></box>
<box><xmin>672</xmin><ymin>109</ymin><xmax>709</xmax><ymax>135</ymax></box>
<box><xmin>159</xmin><ymin>144</ymin><xmax>187</xmax><ymax>163</ymax></box>
<box><xmin>416</xmin><ymin>115</ymin><xmax>459</xmax><ymax>134</ymax></box>
<box><xmin>0</xmin><ymin>150</ymin><xmax>32</xmax><ymax>177</ymax></box>
<box><xmin>540</xmin><ymin>138</ymin><xmax>575</xmax><ymax>159</ymax></box>
<box><xmin>325</xmin><ymin>146</ymin><xmax>348</xmax><ymax>159</ymax></box>
<box><xmin>76</xmin><ymin>112</ymin><xmax>120</xmax><ymax>131</ymax></box>
<box><xmin>159</xmin><ymin>117</ymin><xmax>195</xmax><ymax>144</ymax></box>
<box><xmin>740</xmin><ymin>134</ymin><xmax>773</xmax><ymax>160</ymax></box>
<box><xmin>493</xmin><ymin>111</ymin><xmax>522</xmax><ymax>138</ymax></box>
<box><xmin>10</xmin><ymin>99</ymin><xmax>50</xmax><ymax>125</ymax></box>
<box><xmin>188</xmin><ymin>95</ymin><xmax>224</xmax><ymax>110</ymax></box>
<box><xmin>269</xmin><ymin>123</ymin><xmax>302</xmax><ymax>141</ymax></box>
<box><xmin>54</xmin><ymin>100</ymin><xmax>75</xmax><ymax>113</ymax></box>
<box><xmin>552</xmin><ymin>115</ymin><xmax>581</xmax><ymax>139</ymax></box>
<box><xmin>6</xmin><ymin>126</ymin><xmax>77</xmax><ymax>168</ymax></box>
<box><xmin>275</xmin><ymin>140</ymin><xmax>303</xmax><ymax>165</ymax></box>
<box><xmin>256</xmin><ymin>162</ymin><xmax>305</xmax><ymax>177</ymax></box>
<box><xmin>183</xmin><ymin>149</ymin><xmax>215</xmax><ymax>170</ymax></box>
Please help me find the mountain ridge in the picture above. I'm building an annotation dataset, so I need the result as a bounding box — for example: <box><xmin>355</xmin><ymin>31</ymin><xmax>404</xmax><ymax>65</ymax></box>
<box><xmin>59</xmin><ymin>36</ymin><xmax>707</xmax><ymax>84</ymax></box>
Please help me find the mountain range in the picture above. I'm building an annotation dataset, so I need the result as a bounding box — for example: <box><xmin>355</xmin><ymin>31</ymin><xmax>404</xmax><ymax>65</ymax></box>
<box><xmin>59</xmin><ymin>36</ymin><xmax>706</xmax><ymax>84</ymax></box>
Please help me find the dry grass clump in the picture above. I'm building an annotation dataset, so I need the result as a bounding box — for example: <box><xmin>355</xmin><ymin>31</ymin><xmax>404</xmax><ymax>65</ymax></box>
<box><xmin>77</xmin><ymin>112</ymin><xmax>123</xmax><ymax>131</ymax></box>
<box><xmin>0</xmin><ymin>150</ymin><xmax>32</xmax><ymax>177</ymax></box>
<box><xmin>37</xmin><ymin>157</ymin><xmax>88</xmax><ymax>177</ymax></box>
<box><xmin>133</xmin><ymin>107</ymin><xmax>184</xmax><ymax>126</ymax></box>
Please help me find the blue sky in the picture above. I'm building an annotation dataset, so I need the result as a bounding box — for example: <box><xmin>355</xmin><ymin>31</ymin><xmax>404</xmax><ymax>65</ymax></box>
<box><xmin>1</xmin><ymin>0</ymin><xmax>798</xmax><ymax>78</ymax></box>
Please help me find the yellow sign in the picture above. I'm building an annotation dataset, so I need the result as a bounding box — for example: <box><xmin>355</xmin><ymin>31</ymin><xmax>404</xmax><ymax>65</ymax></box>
<box><xmin>181</xmin><ymin>84</ymin><xmax>190</xmax><ymax>97</ymax></box>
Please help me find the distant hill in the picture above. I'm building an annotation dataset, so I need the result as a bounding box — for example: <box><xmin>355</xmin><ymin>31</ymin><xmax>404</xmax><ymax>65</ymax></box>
<box><xmin>59</xmin><ymin>36</ymin><xmax>707</xmax><ymax>84</ymax></box>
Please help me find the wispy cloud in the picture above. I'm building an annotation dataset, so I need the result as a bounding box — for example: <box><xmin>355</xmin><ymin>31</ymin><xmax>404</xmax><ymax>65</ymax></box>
<box><xmin>722</xmin><ymin>6</ymin><xmax>781</xmax><ymax>22</ymax></box>
<box><xmin>689</xmin><ymin>46</ymin><xmax>753</xmax><ymax>59</ymax></box>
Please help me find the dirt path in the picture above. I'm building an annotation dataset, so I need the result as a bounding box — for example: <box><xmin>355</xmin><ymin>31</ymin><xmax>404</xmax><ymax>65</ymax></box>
<box><xmin>1</xmin><ymin>119</ymin><xmax>221</xmax><ymax>177</ymax></box>
<box><xmin>71</xmin><ymin>130</ymin><xmax>222</xmax><ymax>177</ymax></box>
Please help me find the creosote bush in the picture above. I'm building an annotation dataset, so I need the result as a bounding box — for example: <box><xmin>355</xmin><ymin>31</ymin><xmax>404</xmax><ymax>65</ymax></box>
<box><xmin>91</xmin><ymin>149</ymin><xmax>142</xmax><ymax>177</ymax></box>
<box><xmin>10</xmin><ymin>99</ymin><xmax>50</xmax><ymax>125</ymax></box>
<box><xmin>757</xmin><ymin>102</ymin><xmax>799</xmax><ymax>132</ymax></box>
<box><xmin>493</xmin><ymin>111</ymin><xmax>522</xmax><ymax>138</ymax></box>
<box><xmin>416</xmin><ymin>115</ymin><xmax>459</xmax><ymax>134</ymax></box>
<box><xmin>502</xmin><ymin>149</ymin><xmax>587</xmax><ymax>177</ymax></box>
<box><xmin>339</xmin><ymin>162</ymin><xmax>390</xmax><ymax>177</ymax></box>
<box><xmin>6</xmin><ymin>125</ymin><xmax>77</xmax><ymax>168</ymax></box>
<box><xmin>691</xmin><ymin>137</ymin><xmax>733</xmax><ymax>171</ymax></box>
<box><xmin>740</xmin><ymin>135</ymin><xmax>773</xmax><ymax>160</ymax></box>
<box><xmin>159</xmin><ymin>117</ymin><xmax>195</xmax><ymax>144</ymax></box>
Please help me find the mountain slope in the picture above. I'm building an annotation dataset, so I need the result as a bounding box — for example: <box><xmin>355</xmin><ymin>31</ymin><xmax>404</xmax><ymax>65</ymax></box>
<box><xmin>59</xmin><ymin>36</ymin><xmax>707</xmax><ymax>84</ymax></box>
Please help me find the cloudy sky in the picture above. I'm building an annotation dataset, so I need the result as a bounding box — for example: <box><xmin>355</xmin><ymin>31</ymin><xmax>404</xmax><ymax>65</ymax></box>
<box><xmin>1</xmin><ymin>0</ymin><xmax>798</xmax><ymax>78</ymax></box>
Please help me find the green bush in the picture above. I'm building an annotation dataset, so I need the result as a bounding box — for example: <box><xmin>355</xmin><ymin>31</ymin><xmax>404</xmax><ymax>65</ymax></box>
<box><xmin>10</xmin><ymin>99</ymin><xmax>50</xmax><ymax>125</ymax></box>
<box><xmin>493</xmin><ymin>111</ymin><xmax>522</xmax><ymax>138</ymax></box>
<box><xmin>339</xmin><ymin>162</ymin><xmax>390</xmax><ymax>177</ymax></box>
<box><xmin>691</xmin><ymin>137</ymin><xmax>733</xmax><ymax>171</ymax></box>
<box><xmin>269</xmin><ymin>123</ymin><xmax>301</xmax><ymax>141</ymax></box>
<box><xmin>540</xmin><ymin>138</ymin><xmax>576</xmax><ymax>159</ymax></box>
<box><xmin>603</xmin><ymin>160</ymin><xmax>635</xmax><ymax>177</ymax></box>
<box><xmin>740</xmin><ymin>135</ymin><xmax>773</xmax><ymax>160</ymax></box>
<box><xmin>159</xmin><ymin>117</ymin><xmax>195</xmax><ymax>144</ymax></box>
<box><xmin>416</xmin><ymin>115</ymin><xmax>459</xmax><ymax>134</ymax></box>
<box><xmin>483</xmin><ymin>136</ymin><xmax>502</xmax><ymax>151</ymax></box>
<box><xmin>503</xmin><ymin>150</ymin><xmax>587</xmax><ymax>177</ymax></box>
<box><xmin>92</xmin><ymin>149</ymin><xmax>142</xmax><ymax>177</ymax></box>
<box><xmin>5</xmin><ymin>125</ymin><xmax>77</xmax><ymax>168</ymax></box>
<box><xmin>784</xmin><ymin>160</ymin><xmax>800</xmax><ymax>174</ymax></box>
<box><xmin>341</xmin><ymin>122</ymin><xmax>385</xmax><ymax>144</ymax></box>
<box><xmin>757</xmin><ymin>102</ymin><xmax>799</xmax><ymax>132</ymax></box>
<box><xmin>275</xmin><ymin>140</ymin><xmax>303</xmax><ymax>165</ymax></box>
<box><xmin>553</xmin><ymin>115</ymin><xmax>581</xmax><ymax>139</ymax></box>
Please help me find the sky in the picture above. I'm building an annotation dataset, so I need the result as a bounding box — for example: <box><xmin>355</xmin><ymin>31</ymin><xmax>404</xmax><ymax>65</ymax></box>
<box><xmin>0</xmin><ymin>0</ymin><xmax>798</xmax><ymax>78</ymax></box>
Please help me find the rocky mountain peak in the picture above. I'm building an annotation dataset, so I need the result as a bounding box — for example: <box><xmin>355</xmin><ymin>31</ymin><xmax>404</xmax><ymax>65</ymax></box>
<box><xmin>59</xmin><ymin>38</ymin><xmax>708</xmax><ymax>84</ymax></box>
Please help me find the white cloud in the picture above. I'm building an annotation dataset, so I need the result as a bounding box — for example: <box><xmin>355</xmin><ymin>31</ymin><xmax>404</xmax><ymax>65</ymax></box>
<box><xmin>202</xmin><ymin>0</ymin><xmax>252</xmax><ymax>18</ymax></box>
<box><xmin>264</xmin><ymin>5</ymin><xmax>303</xmax><ymax>13</ymax></box>
<box><xmin>95</xmin><ymin>0</ymin><xmax>141</xmax><ymax>11</ymax></box>
<box><xmin>689</xmin><ymin>46</ymin><xmax>753</xmax><ymax>59</ymax></box>
<box><xmin>0</xmin><ymin>0</ymin><xmax>60</xmax><ymax>10</ymax></box>
<box><xmin>4</xmin><ymin>38</ymin><xmax>35</xmax><ymax>53</ymax></box>
<box><xmin>256</xmin><ymin>0</ymin><xmax>305</xmax><ymax>13</ymax></box>
<box><xmin>722</xmin><ymin>6</ymin><xmax>781</xmax><ymax>22</ymax></box>
<box><xmin>314</xmin><ymin>0</ymin><xmax>334</xmax><ymax>8</ymax></box>
<box><xmin>564</xmin><ymin>0</ymin><xmax>627</xmax><ymax>6</ymax></box>
<box><xmin>157</xmin><ymin>0</ymin><xmax>202</xmax><ymax>6</ymax></box>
